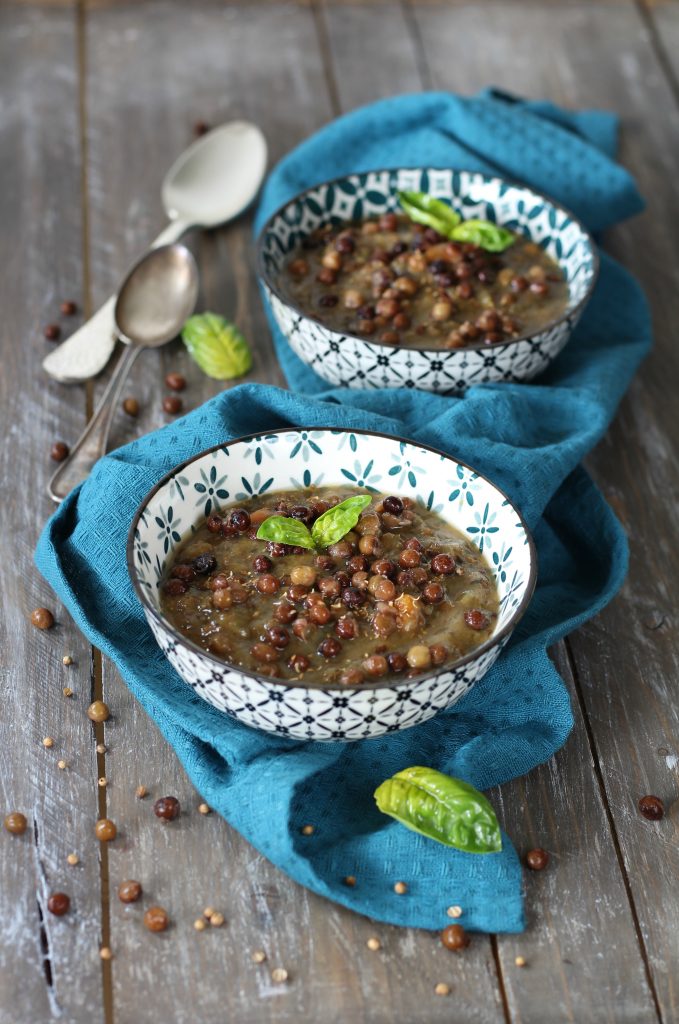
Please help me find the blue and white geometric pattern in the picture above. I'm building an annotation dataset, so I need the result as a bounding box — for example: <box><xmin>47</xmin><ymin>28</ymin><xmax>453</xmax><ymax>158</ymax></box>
<box><xmin>257</xmin><ymin>168</ymin><xmax>597</xmax><ymax>393</ymax></box>
<box><xmin>129</xmin><ymin>430</ymin><xmax>537</xmax><ymax>742</ymax></box>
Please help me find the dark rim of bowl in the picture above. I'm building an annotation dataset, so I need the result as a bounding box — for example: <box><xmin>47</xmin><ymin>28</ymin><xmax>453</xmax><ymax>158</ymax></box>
<box><xmin>255</xmin><ymin>165</ymin><xmax>600</xmax><ymax>355</ymax></box>
<box><xmin>126</xmin><ymin>427</ymin><xmax>538</xmax><ymax>693</ymax></box>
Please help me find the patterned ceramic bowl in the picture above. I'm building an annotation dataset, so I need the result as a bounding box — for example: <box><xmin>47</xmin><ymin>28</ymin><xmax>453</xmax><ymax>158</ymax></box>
<box><xmin>128</xmin><ymin>428</ymin><xmax>537</xmax><ymax>742</ymax></box>
<box><xmin>257</xmin><ymin>168</ymin><xmax>597</xmax><ymax>392</ymax></box>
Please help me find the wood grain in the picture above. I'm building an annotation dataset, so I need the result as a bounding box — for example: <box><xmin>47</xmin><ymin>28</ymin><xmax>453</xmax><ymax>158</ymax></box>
<box><xmin>0</xmin><ymin>7</ymin><xmax>104</xmax><ymax>1024</ymax></box>
<box><xmin>411</xmin><ymin>0</ymin><xmax>678</xmax><ymax>1018</ymax></box>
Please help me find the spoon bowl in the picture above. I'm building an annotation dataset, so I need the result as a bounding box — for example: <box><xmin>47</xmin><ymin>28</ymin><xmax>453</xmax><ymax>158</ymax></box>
<box><xmin>48</xmin><ymin>244</ymin><xmax>199</xmax><ymax>503</ymax></box>
<box><xmin>115</xmin><ymin>244</ymin><xmax>200</xmax><ymax>347</ymax></box>
<box><xmin>161</xmin><ymin>121</ymin><xmax>268</xmax><ymax>228</ymax></box>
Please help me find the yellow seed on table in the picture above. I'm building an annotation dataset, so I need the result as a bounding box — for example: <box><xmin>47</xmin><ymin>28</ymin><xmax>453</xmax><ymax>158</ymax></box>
<box><xmin>62</xmin><ymin>687</ymin><xmax>73</xmax><ymax>698</ymax></box>
<box><xmin>194</xmin><ymin>918</ymin><xmax>206</xmax><ymax>932</ymax></box>
<box><xmin>98</xmin><ymin>777</ymin><xmax>107</xmax><ymax>788</ymax></box>
<box><xmin>96</xmin><ymin>743</ymin><xmax>107</xmax><ymax>755</ymax></box>
<box><xmin>62</xmin><ymin>655</ymin><xmax>73</xmax><ymax>666</ymax></box>
<box><xmin>251</xmin><ymin>950</ymin><xmax>267</xmax><ymax>964</ymax></box>
<box><xmin>99</xmin><ymin>947</ymin><xmax>113</xmax><ymax>960</ymax></box>
<box><xmin>43</xmin><ymin>737</ymin><xmax>54</xmax><ymax>748</ymax></box>
<box><xmin>67</xmin><ymin>853</ymin><xmax>79</xmax><ymax>866</ymax></box>
<box><xmin>515</xmin><ymin>956</ymin><xmax>527</xmax><ymax>968</ymax></box>
<box><xmin>203</xmin><ymin>906</ymin><xmax>215</xmax><ymax>920</ymax></box>
<box><xmin>366</xmin><ymin>937</ymin><xmax>381</xmax><ymax>951</ymax></box>
<box><xmin>57</xmin><ymin>760</ymin><xmax>67</xmax><ymax>770</ymax></box>
<box><xmin>394</xmin><ymin>881</ymin><xmax>408</xmax><ymax>895</ymax></box>
<box><xmin>447</xmin><ymin>905</ymin><xmax>463</xmax><ymax>919</ymax></box>
<box><xmin>271</xmin><ymin>967</ymin><xmax>288</xmax><ymax>984</ymax></box>
<box><xmin>198</xmin><ymin>803</ymin><xmax>211</xmax><ymax>815</ymax></box>
<box><xmin>87</xmin><ymin>700</ymin><xmax>110</xmax><ymax>723</ymax></box>
<box><xmin>210</xmin><ymin>912</ymin><xmax>225</xmax><ymax>928</ymax></box>
<box><xmin>301</xmin><ymin>824</ymin><xmax>314</xmax><ymax>836</ymax></box>
<box><xmin>135</xmin><ymin>785</ymin><xmax>147</xmax><ymax>799</ymax></box>
<box><xmin>434</xmin><ymin>983</ymin><xmax>451</xmax><ymax>997</ymax></box>
<box><xmin>343</xmin><ymin>876</ymin><xmax>356</xmax><ymax>887</ymax></box>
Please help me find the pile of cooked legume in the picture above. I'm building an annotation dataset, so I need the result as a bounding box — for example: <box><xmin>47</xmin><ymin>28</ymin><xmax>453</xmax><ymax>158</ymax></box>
<box><xmin>279</xmin><ymin>213</ymin><xmax>568</xmax><ymax>349</ymax></box>
<box><xmin>160</xmin><ymin>488</ymin><xmax>499</xmax><ymax>685</ymax></box>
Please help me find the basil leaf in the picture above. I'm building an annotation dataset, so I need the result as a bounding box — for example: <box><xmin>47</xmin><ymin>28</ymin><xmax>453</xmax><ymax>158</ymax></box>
<box><xmin>397</xmin><ymin>191</ymin><xmax>461</xmax><ymax>234</ymax></box>
<box><xmin>374</xmin><ymin>766</ymin><xmax>502</xmax><ymax>854</ymax></box>
<box><xmin>450</xmin><ymin>219</ymin><xmax>515</xmax><ymax>253</ymax></box>
<box><xmin>255</xmin><ymin>515</ymin><xmax>315</xmax><ymax>550</ymax></box>
<box><xmin>181</xmin><ymin>312</ymin><xmax>253</xmax><ymax>380</ymax></box>
<box><xmin>311</xmin><ymin>494</ymin><xmax>372</xmax><ymax>549</ymax></box>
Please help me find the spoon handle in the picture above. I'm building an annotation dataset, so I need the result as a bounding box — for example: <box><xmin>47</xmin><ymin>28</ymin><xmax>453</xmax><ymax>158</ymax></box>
<box><xmin>42</xmin><ymin>219</ymin><xmax>192</xmax><ymax>384</ymax></box>
<box><xmin>47</xmin><ymin>345</ymin><xmax>143</xmax><ymax>503</ymax></box>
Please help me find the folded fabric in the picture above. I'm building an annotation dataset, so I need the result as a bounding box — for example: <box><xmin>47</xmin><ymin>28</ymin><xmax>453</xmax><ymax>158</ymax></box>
<box><xmin>36</xmin><ymin>90</ymin><xmax>650</xmax><ymax>934</ymax></box>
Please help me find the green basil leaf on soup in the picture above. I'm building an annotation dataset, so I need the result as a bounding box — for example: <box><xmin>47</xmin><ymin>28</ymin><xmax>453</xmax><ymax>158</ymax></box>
<box><xmin>181</xmin><ymin>312</ymin><xmax>253</xmax><ymax>380</ymax></box>
<box><xmin>374</xmin><ymin>765</ymin><xmax>502</xmax><ymax>854</ymax></box>
<box><xmin>450</xmin><ymin>219</ymin><xmax>516</xmax><ymax>253</ymax></box>
<box><xmin>397</xmin><ymin>191</ymin><xmax>461</xmax><ymax>234</ymax></box>
<box><xmin>255</xmin><ymin>515</ymin><xmax>315</xmax><ymax>550</ymax></box>
<box><xmin>311</xmin><ymin>494</ymin><xmax>373</xmax><ymax>549</ymax></box>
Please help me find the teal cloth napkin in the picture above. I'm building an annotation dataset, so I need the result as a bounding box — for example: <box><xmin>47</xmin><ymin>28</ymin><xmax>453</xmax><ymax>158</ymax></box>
<box><xmin>36</xmin><ymin>91</ymin><xmax>650</xmax><ymax>934</ymax></box>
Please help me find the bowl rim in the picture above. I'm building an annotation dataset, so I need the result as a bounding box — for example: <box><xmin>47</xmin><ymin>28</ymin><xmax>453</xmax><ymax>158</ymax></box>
<box><xmin>255</xmin><ymin>164</ymin><xmax>600</xmax><ymax>355</ymax></box>
<box><xmin>127</xmin><ymin>426</ymin><xmax>538</xmax><ymax>693</ymax></box>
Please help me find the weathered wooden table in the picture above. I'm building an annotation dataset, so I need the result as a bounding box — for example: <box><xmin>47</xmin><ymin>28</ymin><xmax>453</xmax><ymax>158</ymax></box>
<box><xmin>2</xmin><ymin>2</ymin><xmax>678</xmax><ymax>1021</ymax></box>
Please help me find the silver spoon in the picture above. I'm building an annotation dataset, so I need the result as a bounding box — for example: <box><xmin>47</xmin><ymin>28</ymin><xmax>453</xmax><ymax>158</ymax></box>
<box><xmin>43</xmin><ymin>121</ymin><xmax>267</xmax><ymax>383</ymax></box>
<box><xmin>47</xmin><ymin>244</ymin><xmax>199</xmax><ymax>503</ymax></box>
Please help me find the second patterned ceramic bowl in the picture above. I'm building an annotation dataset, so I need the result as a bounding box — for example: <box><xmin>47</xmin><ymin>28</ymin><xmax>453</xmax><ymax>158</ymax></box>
<box><xmin>127</xmin><ymin>428</ymin><xmax>537</xmax><ymax>742</ymax></box>
<box><xmin>257</xmin><ymin>168</ymin><xmax>597</xmax><ymax>392</ymax></box>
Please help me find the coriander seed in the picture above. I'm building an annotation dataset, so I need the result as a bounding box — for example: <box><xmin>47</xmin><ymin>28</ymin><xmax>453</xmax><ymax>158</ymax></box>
<box><xmin>98</xmin><ymin>777</ymin><xmax>107</xmax><ymax>787</ymax></box>
<box><xmin>96</xmin><ymin>743</ymin><xmax>107</xmax><ymax>754</ymax></box>
<box><xmin>198</xmin><ymin>803</ymin><xmax>211</xmax><ymax>815</ymax></box>
<box><xmin>203</xmin><ymin>907</ymin><xmax>215</xmax><ymax>920</ymax></box>
<box><xmin>62</xmin><ymin>655</ymin><xmax>73</xmax><ymax>666</ymax></box>
<box><xmin>301</xmin><ymin>824</ymin><xmax>314</xmax><ymax>836</ymax></box>
<box><xmin>42</xmin><ymin>737</ymin><xmax>54</xmax><ymax>748</ymax></box>
<box><xmin>100</xmin><ymin>947</ymin><xmax>113</xmax><ymax>960</ymax></box>
<box><xmin>394</xmin><ymin>881</ymin><xmax>408</xmax><ymax>895</ymax></box>
<box><xmin>251</xmin><ymin>950</ymin><xmax>267</xmax><ymax>963</ymax></box>
<box><xmin>271</xmin><ymin>968</ymin><xmax>288</xmax><ymax>984</ymax></box>
<box><xmin>515</xmin><ymin>956</ymin><xmax>527</xmax><ymax>968</ymax></box>
<box><xmin>194</xmin><ymin>918</ymin><xmax>206</xmax><ymax>931</ymax></box>
<box><xmin>57</xmin><ymin>760</ymin><xmax>67</xmax><ymax>770</ymax></box>
<box><xmin>366</xmin><ymin>937</ymin><xmax>381</xmax><ymax>951</ymax></box>
<box><xmin>343</xmin><ymin>876</ymin><xmax>356</xmax><ymax>887</ymax></box>
<box><xmin>67</xmin><ymin>853</ymin><xmax>79</xmax><ymax>866</ymax></box>
<box><xmin>210</xmin><ymin>911</ymin><xmax>225</xmax><ymax>928</ymax></box>
<box><xmin>63</xmin><ymin>687</ymin><xmax>73</xmax><ymax>698</ymax></box>
<box><xmin>135</xmin><ymin>785</ymin><xmax>147</xmax><ymax>799</ymax></box>
<box><xmin>434</xmin><ymin>983</ymin><xmax>450</xmax><ymax>997</ymax></box>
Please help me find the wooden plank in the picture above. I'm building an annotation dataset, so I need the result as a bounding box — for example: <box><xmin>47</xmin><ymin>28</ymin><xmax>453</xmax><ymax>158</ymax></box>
<box><xmin>412</xmin><ymin>0</ymin><xmax>679</xmax><ymax>1019</ymax></box>
<box><xmin>0</xmin><ymin>7</ymin><xmax>105</xmax><ymax>1024</ymax></box>
<box><xmin>487</xmin><ymin>648</ymin><xmax>658</xmax><ymax>1023</ymax></box>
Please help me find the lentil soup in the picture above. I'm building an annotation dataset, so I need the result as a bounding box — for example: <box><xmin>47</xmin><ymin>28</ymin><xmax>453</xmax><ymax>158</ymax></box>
<box><xmin>280</xmin><ymin>213</ymin><xmax>569</xmax><ymax>350</ymax></box>
<box><xmin>160</xmin><ymin>488</ymin><xmax>499</xmax><ymax>686</ymax></box>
